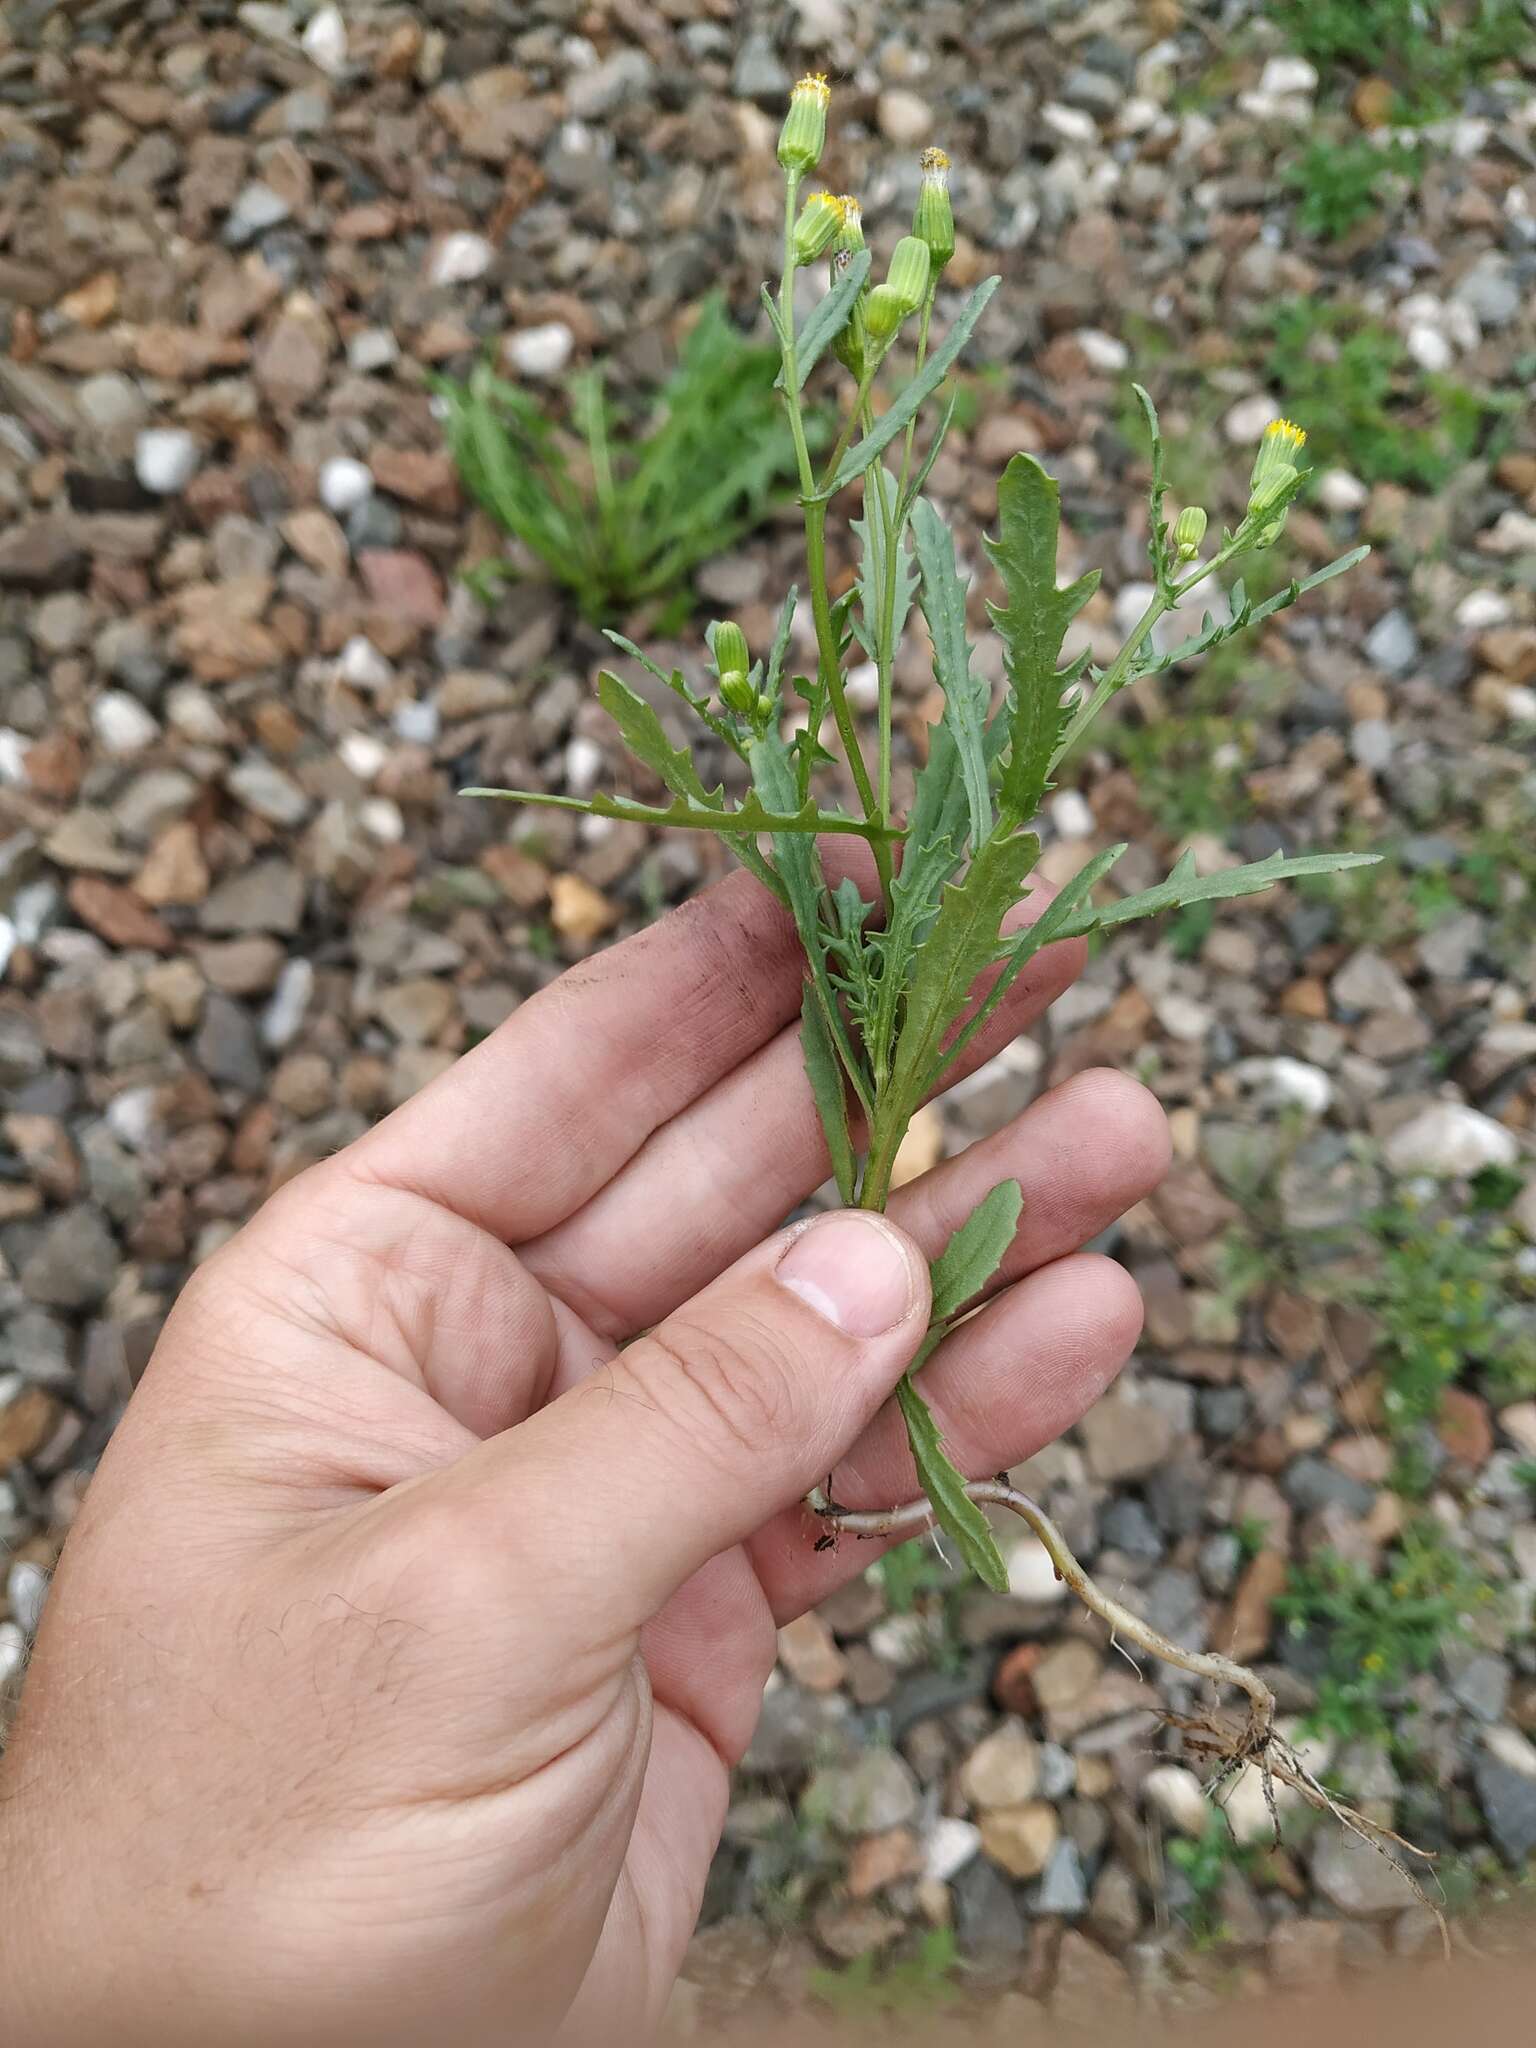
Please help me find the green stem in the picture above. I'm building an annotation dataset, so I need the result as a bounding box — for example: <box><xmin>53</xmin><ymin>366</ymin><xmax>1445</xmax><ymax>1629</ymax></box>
<box><xmin>776</xmin><ymin>187</ymin><xmax>889</xmax><ymax>900</ymax></box>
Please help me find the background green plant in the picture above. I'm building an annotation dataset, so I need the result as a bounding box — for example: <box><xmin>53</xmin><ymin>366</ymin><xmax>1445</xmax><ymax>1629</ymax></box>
<box><xmin>1275</xmin><ymin>0</ymin><xmax>1529</xmax><ymax>121</ymax></box>
<box><xmin>435</xmin><ymin>295</ymin><xmax>822</xmax><ymax>625</ymax></box>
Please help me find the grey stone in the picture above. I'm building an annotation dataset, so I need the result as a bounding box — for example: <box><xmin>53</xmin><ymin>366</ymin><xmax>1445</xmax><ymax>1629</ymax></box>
<box><xmin>952</xmin><ymin>1856</ymin><xmax>1027</xmax><ymax>1959</ymax></box>
<box><xmin>1311</xmin><ymin>1831</ymin><xmax>1413</xmax><ymax>1917</ymax></box>
<box><xmin>194</xmin><ymin>995</ymin><xmax>267</xmax><ymax>1093</ymax></box>
<box><xmin>1282</xmin><ymin>1455</ymin><xmax>1376</xmax><ymax>1519</ymax></box>
<box><xmin>1364</xmin><ymin>609</ymin><xmax>1419</xmax><ymax>676</ymax></box>
<box><xmin>0</xmin><ymin>1013</ymin><xmax>45</xmax><ymax>1087</ymax></box>
<box><xmin>201</xmin><ymin>861</ymin><xmax>305</xmax><ymax>936</ymax></box>
<box><xmin>1099</xmin><ymin>1496</ymin><xmax>1164</xmax><ymax>1561</ymax></box>
<box><xmin>1445</xmin><ymin>1647</ymin><xmax>1510</xmax><ymax>1724</ymax></box>
<box><xmin>1033</xmin><ymin>1838</ymin><xmax>1089</xmax><ymax>1917</ymax></box>
<box><xmin>803</xmin><ymin>1747</ymin><xmax>919</xmax><ymax>1835</ymax></box>
<box><xmin>732</xmin><ymin>32</ymin><xmax>791</xmax><ymax>101</ymax></box>
<box><xmin>19</xmin><ymin>1205</ymin><xmax>119</xmax><ymax>1311</ymax></box>
<box><xmin>1475</xmin><ymin>1753</ymin><xmax>1536</xmax><ymax>1865</ymax></box>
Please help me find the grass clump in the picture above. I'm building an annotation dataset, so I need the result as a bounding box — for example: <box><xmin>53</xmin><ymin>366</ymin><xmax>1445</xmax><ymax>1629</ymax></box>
<box><xmin>807</xmin><ymin>1927</ymin><xmax>960</xmax><ymax>2021</ymax></box>
<box><xmin>1257</xmin><ymin>301</ymin><xmax>1510</xmax><ymax>489</ymax></box>
<box><xmin>1284</xmin><ymin>134</ymin><xmax>1423</xmax><ymax>240</ymax></box>
<box><xmin>436</xmin><ymin>294</ymin><xmax>820</xmax><ymax>625</ymax></box>
<box><xmin>1274</xmin><ymin>0</ymin><xmax>1531</xmax><ymax>122</ymax></box>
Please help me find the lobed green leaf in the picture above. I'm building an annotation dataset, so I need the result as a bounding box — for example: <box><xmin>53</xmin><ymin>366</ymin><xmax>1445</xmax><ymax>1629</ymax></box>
<box><xmin>896</xmin><ymin>1379</ymin><xmax>1009</xmax><ymax>1592</ymax></box>
<box><xmin>930</xmin><ymin>1180</ymin><xmax>1024</xmax><ymax>1323</ymax></box>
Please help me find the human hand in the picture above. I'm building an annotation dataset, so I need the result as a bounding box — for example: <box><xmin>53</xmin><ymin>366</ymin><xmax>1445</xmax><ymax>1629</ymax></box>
<box><xmin>0</xmin><ymin>865</ymin><xmax>1167</xmax><ymax>2047</ymax></box>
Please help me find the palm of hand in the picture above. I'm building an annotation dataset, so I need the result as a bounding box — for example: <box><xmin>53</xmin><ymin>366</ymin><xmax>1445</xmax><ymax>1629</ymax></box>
<box><xmin>9</xmin><ymin>871</ymin><xmax>1165</xmax><ymax>2048</ymax></box>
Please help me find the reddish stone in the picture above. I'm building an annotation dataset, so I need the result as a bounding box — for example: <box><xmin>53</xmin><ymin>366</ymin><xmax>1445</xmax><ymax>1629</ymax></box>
<box><xmin>66</xmin><ymin>877</ymin><xmax>173</xmax><ymax>951</ymax></box>
<box><xmin>357</xmin><ymin>548</ymin><xmax>445</xmax><ymax>626</ymax></box>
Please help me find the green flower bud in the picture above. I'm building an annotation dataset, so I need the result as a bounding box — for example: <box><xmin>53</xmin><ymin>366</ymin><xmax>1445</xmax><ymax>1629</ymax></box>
<box><xmin>792</xmin><ymin>190</ymin><xmax>844</xmax><ymax>264</ymax></box>
<box><xmin>777</xmin><ymin>74</ymin><xmax>830</xmax><ymax>175</ymax></box>
<box><xmin>720</xmin><ymin>670</ymin><xmax>757</xmax><ymax>718</ymax></box>
<box><xmin>863</xmin><ymin>283</ymin><xmax>907</xmax><ymax>345</ymax></box>
<box><xmin>836</xmin><ymin>195</ymin><xmax>865</xmax><ymax>255</ymax></box>
<box><xmin>1173</xmin><ymin>505</ymin><xmax>1207</xmax><ymax>561</ymax></box>
<box><xmin>713</xmin><ymin>621</ymin><xmax>749</xmax><ymax>678</ymax></box>
<box><xmin>885</xmin><ymin>234</ymin><xmax>932</xmax><ymax>317</ymax></box>
<box><xmin>831</xmin><ymin>260</ymin><xmax>868</xmax><ymax>380</ymax></box>
<box><xmin>1248</xmin><ymin>417</ymin><xmax>1307</xmax><ymax>506</ymax></box>
<box><xmin>913</xmin><ymin>147</ymin><xmax>955</xmax><ymax>273</ymax></box>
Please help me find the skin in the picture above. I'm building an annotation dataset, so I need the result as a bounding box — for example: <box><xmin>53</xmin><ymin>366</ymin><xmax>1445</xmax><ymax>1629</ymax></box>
<box><xmin>0</xmin><ymin>864</ymin><xmax>1168</xmax><ymax>2047</ymax></box>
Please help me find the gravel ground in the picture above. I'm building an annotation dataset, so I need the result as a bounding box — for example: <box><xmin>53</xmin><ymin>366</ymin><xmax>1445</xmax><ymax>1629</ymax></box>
<box><xmin>2</xmin><ymin>0</ymin><xmax>1536</xmax><ymax>2029</ymax></box>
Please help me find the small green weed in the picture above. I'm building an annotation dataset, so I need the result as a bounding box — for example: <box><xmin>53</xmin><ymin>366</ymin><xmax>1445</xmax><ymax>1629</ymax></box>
<box><xmin>1275</xmin><ymin>1525</ymin><xmax>1489</xmax><ymax>1744</ymax></box>
<box><xmin>807</xmin><ymin>1926</ymin><xmax>960</xmax><ymax>2020</ymax></box>
<box><xmin>876</xmin><ymin>1540</ymin><xmax>956</xmax><ymax>1614</ymax></box>
<box><xmin>1167</xmin><ymin>1815</ymin><xmax>1254</xmax><ymax>1947</ymax></box>
<box><xmin>1258</xmin><ymin>301</ymin><xmax>1509</xmax><ymax>489</ymax></box>
<box><xmin>1275</xmin><ymin>0</ymin><xmax>1530</xmax><ymax>122</ymax></box>
<box><xmin>1285</xmin><ymin>135</ymin><xmax>1423</xmax><ymax>241</ymax></box>
<box><xmin>435</xmin><ymin>295</ymin><xmax>821</xmax><ymax>624</ymax></box>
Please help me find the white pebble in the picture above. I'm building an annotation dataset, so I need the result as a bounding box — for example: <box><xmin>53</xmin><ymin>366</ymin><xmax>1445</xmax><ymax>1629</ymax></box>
<box><xmin>1223</xmin><ymin>393</ymin><xmax>1280</xmax><ymax>443</ymax></box>
<box><xmin>564</xmin><ymin>734</ymin><xmax>604</xmax><ymax>795</ymax></box>
<box><xmin>7</xmin><ymin>1559</ymin><xmax>49</xmax><ymax>1634</ymax></box>
<box><xmin>1007</xmin><ymin>1537</ymin><xmax>1068</xmax><ymax>1603</ymax></box>
<box><xmin>1384</xmin><ymin>1102</ymin><xmax>1518</xmax><ymax>1177</ymax></box>
<box><xmin>0</xmin><ymin>918</ymin><xmax>15</xmax><ymax>982</ymax></box>
<box><xmin>339</xmin><ymin>731</ymin><xmax>387</xmax><ymax>782</ymax></box>
<box><xmin>1041</xmin><ymin>102</ymin><xmax>1099</xmax><ymax>145</ymax></box>
<box><xmin>91</xmin><ymin>690</ymin><xmax>160</xmax><ymax>757</ymax></box>
<box><xmin>393</xmin><ymin>700</ymin><xmax>440</xmax><ymax>745</ymax></box>
<box><xmin>337</xmin><ymin>635</ymin><xmax>392</xmax><ymax>691</ymax></box>
<box><xmin>1503</xmin><ymin>684</ymin><xmax>1536</xmax><ymax>722</ymax></box>
<box><xmin>319</xmin><ymin>455</ymin><xmax>373</xmax><ymax>515</ymax></box>
<box><xmin>1076</xmin><ymin>328</ymin><xmax>1129</xmax><ymax>373</ymax></box>
<box><xmin>0</xmin><ymin>729</ymin><xmax>27</xmax><ymax>785</ymax></box>
<box><xmin>1050</xmin><ymin>789</ymin><xmax>1095</xmax><ymax>840</ymax></box>
<box><xmin>261</xmin><ymin>959</ymin><xmax>314</xmax><ymax>1050</ymax></box>
<box><xmin>1143</xmin><ymin>1764</ymin><xmax>1209</xmax><ymax>1838</ymax></box>
<box><xmin>429</xmin><ymin>231</ymin><xmax>494</xmax><ymax>285</ymax></box>
<box><xmin>134</xmin><ymin>427</ymin><xmax>200</xmax><ymax>494</ymax></box>
<box><xmin>1233</xmin><ymin>1055</ymin><xmax>1334</xmax><ymax>1115</ymax></box>
<box><xmin>1405</xmin><ymin>323</ymin><xmax>1453</xmax><ymax>374</ymax></box>
<box><xmin>105</xmin><ymin>1087</ymin><xmax>158</xmax><ymax>1150</ymax></box>
<box><xmin>1113</xmin><ymin>580</ymin><xmax>1157</xmax><ymax>636</ymax></box>
<box><xmin>845</xmin><ymin>659</ymin><xmax>880</xmax><ymax>709</ymax></box>
<box><xmin>924</xmin><ymin>1817</ymin><xmax>982</xmax><ymax>1884</ymax></box>
<box><xmin>1316</xmin><ymin>467</ymin><xmax>1368</xmax><ymax>514</ymax></box>
<box><xmin>1258</xmin><ymin>55</ymin><xmax>1318</xmax><ymax>98</ymax></box>
<box><xmin>1456</xmin><ymin>588</ymin><xmax>1513</xmax><ymax>630</ymax></box>
<box><xmin>506</xmin><ymin>321</ymin><xmax>575</xmax><ymax>380</ymax></box>
<box><xmin>164</xmin><ymin>683</ymin><xmax>231</xmax><ymax>744</ymax></box>
<box><xmin>361</xmin><ymin>796</ymin><xmax>405</xmax><ymax>843</ymax></box>
<box><xmin>0</xmin><ymin>1621</ymin><xmax>25</xmax><ymax>1685</ymax></box>
<box><xmin>300</xmin><ymin>2</ymin><xmax>347</xmax><ymax>75</ymax></box>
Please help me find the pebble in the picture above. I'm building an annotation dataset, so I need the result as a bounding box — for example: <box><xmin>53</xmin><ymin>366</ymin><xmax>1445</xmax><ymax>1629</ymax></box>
<box><xmin>1143</xmin><ymin>1764</ymin><xmax>1209</xmax><ymax>1838</ymax></box>
<box><xmin>1364</xmin><ymin>609</ymin><xmax>1420</xmax><ymax>676</ymax></box>
<box><xmin>319</xmin><ymin>456</ymin><xmax>374</xmax><ymax>515</ymax></box>
<box><xmin>507</xmin><ymin>323</ymin><xmax>575</xmax><ymax>380</ymax></box>
<box><xmin>134</xmin><ymin>428</ymin><xmax>201</xmax><ymax>495</ymax></box>
<box><xmin>300</xmin><ymin>3</ymin><xmax>346</xmax><ymax>76</ymax></box>
<box><xmin>90</xmin><ymin>691</ymin><xmax>160</xmax><ymax>757</ymax></box>
<box><xmin>1383</xmin><ymin>1103</ymin><xmax>1518</xmax><ymax>1177</ymax></box>
<box><xmin>428</xmin><ymin>232</ymin><xmax>495</xmax><ymax>285</ymax></box>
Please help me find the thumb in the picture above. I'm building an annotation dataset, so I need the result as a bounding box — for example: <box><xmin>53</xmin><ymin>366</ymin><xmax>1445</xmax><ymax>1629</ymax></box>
<box><xmin>465</xmin><ymin>1211</ymin><xmax>930</xmax><ymax>1633</ymax></box>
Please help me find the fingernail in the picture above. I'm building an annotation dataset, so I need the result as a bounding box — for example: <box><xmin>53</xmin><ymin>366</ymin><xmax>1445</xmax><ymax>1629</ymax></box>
<box><xmin>775</xmin><ymin>1213</ymin><xmax>919</xmax><ymax>1337</ymax></box>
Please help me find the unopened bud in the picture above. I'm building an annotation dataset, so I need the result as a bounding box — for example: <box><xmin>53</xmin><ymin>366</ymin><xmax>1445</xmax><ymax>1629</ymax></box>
<box><xmin>1247</xmin><ymin>462</ymin><xmax>1298</xmax><ymax>520</ymax></box>
<box><xmin>792</xmin><ymin>190</ymin><xmax>844</xmax><ymax>264</ymax></box>
<box><xmin>1249</xmin><ymin>418</ymin><xmax>1307</xmax><ymax>504</ymax></box>
<box><xmin>778</xmin><ymin>74</ymin><xmax>830</xmax><ymax>175</ymax></box>
<box><xmin>836</xmin><ymin>196</ymin><xmax>865</xmax><ymax>255</ymax></box>
<box><xmin>831</xmin><ymin>259</ymin><xmax>868</xmax><ymax>380</ymax></box>
<box><xmin>913</xmin><ymin>147</ymin><xmax>955</xmax><ymax>272</ymax></box>
<box><xmin>885</xmin><ymin>234</ymin><xmax>932</xmax><ymax>317</ymax></box>
<box><xmin>720</xmin><ymin>670</ymin><xmax>756</xmax><ymax>718</ymax></box>
<box><xmin>1173</xmin><ymin>505</ymin><xmax>1207</xmax><ymax>561</ymax></box>
<box><xmin>713</xmin><ymin>621</ymin><xmax>749</xmax><ymax>677</ymax></box>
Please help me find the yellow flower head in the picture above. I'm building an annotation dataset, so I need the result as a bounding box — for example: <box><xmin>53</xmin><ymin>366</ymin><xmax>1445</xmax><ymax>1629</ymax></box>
<box><xmin>920</xmin><ymin>145</ymin><xmax>952</xmax><ymax>183</ymax></box>
<box><xmin>778</xmin><ymin>75</ymin><xmax>831</xmax><ymax>174</ymax></box>
<box><xmin>1250</xmin><ymin>416</ymin><xmax>1307</xmax><ymax>496</ymax></box>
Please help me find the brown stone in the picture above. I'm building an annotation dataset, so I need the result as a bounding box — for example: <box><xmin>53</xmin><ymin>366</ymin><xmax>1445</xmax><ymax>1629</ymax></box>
<box><xmin>253</xmin><ymin>301</ymin><xmax>332</xmax><ymax>411</ymax></box>
<box><xmin>23</xmin><ymin>731</ymin><xmax>85</xmax><ymax>801</ymax></box>
<box><xmin>980</xmin><ymin>1801</ymin><xmax>1058</xmax><ymax>1879</ymax></box>
<box><xmin>992</xmin><ymin>1640</ymin><xmax>1042</xmax><ymax>1716</ymax></box>
<box><xmin>480</xmin><ymin>844</ymin><xmax>551</xmax><ymax>909</ymax></box>
<box><xmin>0</xmin><ymin>1387</ymin><xmax>59</xmax><ymax>1466</ymax></box>
<box><xmin>1220</xmin><ymin>1548</ymin><xmax>1287</xmax><ymax>1665</ymax></box>
<box><xmin>58</xmin><ymin>270</ymin><xmax>120</xmax><ymax>328</ymax></box>
<box><xmin>370</xmin><ymin>446</ymin><xmax>461</xmax><ymax>515</ymax></box>
<box><xmin>549</xmin><ymin>872</ymin><xmax>617</xmax><ymax>942</ymax></box>
<box><xmin>281</xmin><ymin>507</ymin><xmax>350</xmax><ymax>579</ymax></box>
<box><xmin>775</xmin><ymin>1612</ymin><xmax>846</xmax><ymax>1694</ymax></box>
<box><xmin>3</xmin><ymin>1114</ymin><xmax>80</xmax><ymax>1202</ymax></box>
<box><xmin>66</xmin><ymin>877</ymin><xmax>173</xmax><ymax>951</ymax></box>
<box><xmin>134</xmin><ymin>822</ymin><xmax>210</xmax><ymax>907</ymax></box>
<box><xmin>845</xmin><ymin>1828</ymin><xmax>921</xmax><ymax>1900</ymax></box>
<box><xmin>1437</xmin><ymin>1386</ymin><xmax>1494</xmax><ymax>1467</ymax></box>
<box><xmin>357</xmin><ymin>549</ymin><xmax>445</xmax><ymax>626</ymax></box>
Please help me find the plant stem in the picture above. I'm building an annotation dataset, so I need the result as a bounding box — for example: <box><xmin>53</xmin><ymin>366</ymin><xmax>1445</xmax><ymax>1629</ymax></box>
<box><xmin>776</xmin><ymin>184</ymin><xmax>890</xmax><ymax>899</ymax></box>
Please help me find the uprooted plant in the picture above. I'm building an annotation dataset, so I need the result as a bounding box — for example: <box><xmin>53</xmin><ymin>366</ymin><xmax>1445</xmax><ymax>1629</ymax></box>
<box><xmin>466</xmin><ymin>77</ymin><xmax>1435</xmax><ymax>1895</ymax></box>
